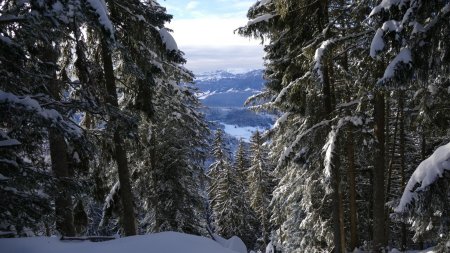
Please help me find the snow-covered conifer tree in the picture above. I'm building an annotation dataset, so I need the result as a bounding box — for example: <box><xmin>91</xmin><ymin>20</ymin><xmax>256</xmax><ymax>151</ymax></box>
<box><xmin>208</xmin><ymin>130</ymin><xmax>256</xmax><ymax>248</ymax></box>
<box><xmin>247</xmin><ymin>130</ymin><xmax>272</xmax><ymax>250</ymax></box>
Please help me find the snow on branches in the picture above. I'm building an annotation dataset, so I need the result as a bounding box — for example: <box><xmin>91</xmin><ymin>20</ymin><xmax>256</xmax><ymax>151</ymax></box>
<box><xmin>86</xmin><ymin>0</ymin><xmax>115</xmax><ymax>40</ymax></box>
<box><xmin>395</xmin><ymin>142</ymin><xmax>450</xmax><ymax>213</ymax></box>
<box><xmin>313</xmin><ymin>40</ymin><xmax>334</xmax><ymax>85</ymax></box>
<box><xmin>0</xmin><ymin>90</ymin><xmax>82</xmax><ymax>137</ymax></box>
<box><xmin>322</xmin><ymin>116</ymin><xmax>363</xmax><ymax>180</ymax></box>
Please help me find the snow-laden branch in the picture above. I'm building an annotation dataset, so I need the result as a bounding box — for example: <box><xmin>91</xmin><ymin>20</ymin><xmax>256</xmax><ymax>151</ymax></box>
<box><xmin>313</xmin><ymin>40</ymin><xmax>335</xmax><ymax>84</ymax></box>
<box><xmin>276</xmin><ymin>118</ymin><xmax>335</xmax><ymax>171</ymax></box>
<box><xmin>314</xmin><ymin>29</ymin><xmax>373</xmax><ymax>84</ymax></box>
<box><xmin>159</xmin><ymin>28</ymin><xmax>178</xmax><ymax>51</ymax></box>
<box><xmin>246</xmin><ymin>13</ymin><xmax>275</xmax><ymax>26</ymax></box>
<box><xmin>0</xmin><ymin>131</ymin><xmax>20</xmax><ymax>147</ymax></box>
<box><xmin>322</xmin><ymin>116</ymin><xmax>363</xmax><ymax>179</ymax></box>
<box><xmin>273</xmin><ymin>112</ymin><xmax>291</xmax><ymax>129</ymax></box>
<box><xmin>395</xmin><ymin>142</ymin><xmax>450</xmax><ymax>213</ymax></box>
<box><xmin>0</xmin><ymin>90</ymin><xmax>82</xmax><ymax>137</ymax></box>
<box><xmin>86</xmin><ymin>0</ymin><xmax>115</xmax><ymax>40</ymax></box>
<box><xmin>370</xmin><ymin>20</ymin><xmax>402</xmax><ymax>58</ymax></box>
<box><xmin>257</xmin><ymin>0</ymin><xmax>272</xmax><ymax>8</ymax></box>
<box><xmin>369</xmin><ymin>0</ymin><xmax>409</xmax><ymax>17</ymax></box>
<box><xmin>377</xmin><ymin>48</ymin><xmax>412</xmax><ymax>84</ymax></box>
<box><xmin>99</xmin><ymin>181</ymin><xmax>120</xmax><ymax>228</ymax></box>
<box><xmin>273</xmin><ymin>72</ymin><xmax>310</xmax><ymax>104</ymax></box>
<box><xmin>0</xmin><ymin>139</ymin><xmax>21</xmax><ymax>147</ymax></box>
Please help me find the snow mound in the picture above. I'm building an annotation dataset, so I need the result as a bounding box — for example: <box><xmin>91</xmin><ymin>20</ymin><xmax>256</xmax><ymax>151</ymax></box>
<box><xmin>213</xmin><ymin>234</ymin><xmax>247</xmax><ymax>253</ymax></box>
<box><xmin>0</xmin><ymin>231</ymin><xmax>241</xmax><ymax>253</ymax></box>
<box><xmin>395</xmin><ymin>142</ymin><xmax>450</xmax><ymax>212</ymax></box>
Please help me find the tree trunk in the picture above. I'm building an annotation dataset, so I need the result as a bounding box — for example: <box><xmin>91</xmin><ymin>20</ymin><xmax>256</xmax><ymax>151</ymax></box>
<box><xmin>418</xmin><ymin>130</ymin><xmax>426</xmax><ymax>249</ymax></box>
<box><xmin>150</xmin><ymin>127</ymin><xmax>160</xmax><ymax>232</ymax></box>
<box><xmin>384</xmin><ymin>104</ymin><xmax>399</xmax><ymax>243</ymax></box>
<box><xmin>101</xmin><ymin>38</ymin><xmax>137</xmax><ymax>236</ymax></box>
<box><xmin>347</xmin><ymin>127</ymin><xmax>358</xmax><ymax>250</ymax></box>
<box><xmin>398</xmin><ymin>94</ymin><xmax>407</xmax><ymax>250</ymax></box>
<box><xmin>318</xmin><ymin>2</ymin><xmax>345</xmax><ymax>251</ymax></box>
<box><xmin>323</xmin><ymin>52</ymin><xmax>345</xmax><ymax>253</ymax></box>
<box><xmin>373</xmin><ymin>91</ymin><xmax>386</xmax><ymax>251</ymax></box>
<box><xmin>43</xmin><ymin>44</ymin><xmax>76</xmax><ymax>237</ymax></box>
<box><xmin>49</xmin><ymin>130</ymin><xmax>76</xmax><ymax>236</ymax></box>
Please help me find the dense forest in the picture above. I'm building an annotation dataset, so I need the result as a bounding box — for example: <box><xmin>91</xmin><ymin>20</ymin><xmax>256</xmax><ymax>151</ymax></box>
<box><xmin>1</xmin><ymin>0</ymin><xmax>450</xmax><ymax>253</ymax></box>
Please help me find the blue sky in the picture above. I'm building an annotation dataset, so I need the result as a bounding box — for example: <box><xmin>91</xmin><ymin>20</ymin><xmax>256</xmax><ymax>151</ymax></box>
<box><xmin>161</xmin><ymin>0</ymin><xmax>264</xmax><ymax>74</ymax></box>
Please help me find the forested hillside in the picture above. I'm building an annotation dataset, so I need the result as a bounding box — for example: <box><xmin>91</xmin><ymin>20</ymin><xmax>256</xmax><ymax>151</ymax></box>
<box><xmin>238</xmin><ymin>0</ymin><xmax>450</xmax><ymax>252</ymax></box>
<box><xmin>0</xmin><ymin>0</ymin><xmax>208</xmax><ymax>238</ymax></box>
<box><xmin>1</xmin><ymin>0</ymin><xmax>450</xmax><ymax>253</ymax></box>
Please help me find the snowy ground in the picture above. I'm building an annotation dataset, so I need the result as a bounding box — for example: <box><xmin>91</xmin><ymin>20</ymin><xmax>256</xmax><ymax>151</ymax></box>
<box><xmin>0</xmin><ymin>232</ymin><xmax>244</xmax><ymax>253</ymax></box>
<box><xmin>222</xmin><ymin>123</ymin><xmax>266</xmax><ymax>142</ymax></box>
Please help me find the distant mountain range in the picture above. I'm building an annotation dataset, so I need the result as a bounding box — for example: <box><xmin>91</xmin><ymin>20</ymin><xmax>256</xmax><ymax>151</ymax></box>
<box><xmin>194</xmin><ymin>69</ymin><xmax>274</xmax><ymax>144</ymax></box>
<box><xmin>195</xmin><ymin>70</ymin><xmax>264</xmax><ymax>108</ymax></box>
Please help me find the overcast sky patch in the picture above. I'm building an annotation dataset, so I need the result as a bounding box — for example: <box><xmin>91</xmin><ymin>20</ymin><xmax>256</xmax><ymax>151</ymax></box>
<box><xmin>163</xmin><ymin>0</ymin><xmax>264</xmax><ymax>74</ymax></box>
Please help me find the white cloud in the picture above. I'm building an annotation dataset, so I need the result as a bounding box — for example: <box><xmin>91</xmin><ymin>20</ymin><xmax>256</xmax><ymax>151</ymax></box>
<box><xmin>167</xmin><ymin>17</ymin><xmax>260</xmax><ymax>47</ymax></box>
<box><xmin>180</xmin><ymin>45</ymin><xmax>264</xmax><ymax>73</ymax></box>
<box><xmin>186</xmin><ymin>1</ymin><xmax>199</xmax><ymax>11</ymax></box>
<box><xmin>162</xmin><ymin>0</ymin><xmax>264</xmax><ymax>73</ymax></box>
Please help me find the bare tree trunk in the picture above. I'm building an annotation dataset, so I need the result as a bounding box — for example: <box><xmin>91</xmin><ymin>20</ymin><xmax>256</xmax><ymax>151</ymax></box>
<box><xmin>101</xmin><ymin>38</ymin><xmax>137</xmax><ymax>236</ymax></box>
<box><xmin>373</xmin><ymin>91</ymin><xmax>386</xmax><ymax>251</ymax></box>
<box><xmin>347</xmin><ymin>127</ymin><xmax>358</xmax><ymax>250</ymax></box>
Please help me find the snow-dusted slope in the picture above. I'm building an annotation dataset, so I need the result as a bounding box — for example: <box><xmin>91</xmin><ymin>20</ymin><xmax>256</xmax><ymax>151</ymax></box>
<box><xmin>194</xmin><ymin>69</ymin><xmax>274</xmax><ymax>143</ymax></box>
<box><xmin>0</xmin><ymin>232</ymin><xmax>241</xmax><ymax>253</ymax></box>
<box><xmin>195</xmin><ymin>69</ymin><xmax>264</xmax><ymax>107</ymax></box>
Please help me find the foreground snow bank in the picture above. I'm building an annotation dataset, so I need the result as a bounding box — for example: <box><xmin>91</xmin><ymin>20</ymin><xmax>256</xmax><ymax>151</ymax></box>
<box><xmin>0</xmin><ymin>231</ymin><xmax>241</xmax><ymax>253</ymax></box>
<box><xmin>212</xmin><ymin>233</ymin><xmax>247</xmax><ymax>253</ymax></box>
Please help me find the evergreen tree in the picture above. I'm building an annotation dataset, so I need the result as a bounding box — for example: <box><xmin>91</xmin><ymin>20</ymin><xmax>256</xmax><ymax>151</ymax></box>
<box><xmin>234</xmin><ymin>139</ymin><xmax>259</xmax><ymax>249</ymax></box>
<box><xmin>235</xmin><ymin>140</ymin><xmax>250</xmax><ymax>192</ymax></box>
<box><xmin>208</xmin><ymin>130</ymin><xmax>255</xmax><ymax>248</ymax></box>
<box><xmin>247</xmin><ymin>130</ymin><xmax>273</xmax><ymax>250</ymax></box>
<box><xmin>0</xmin><ymin>0</ymin><xmax>210</xmax><ymax>238</ymax></box>
<box><xmin>0</xmin><ymin>0</ymin><xmax>93</xmax><ymax>236</ymax></box>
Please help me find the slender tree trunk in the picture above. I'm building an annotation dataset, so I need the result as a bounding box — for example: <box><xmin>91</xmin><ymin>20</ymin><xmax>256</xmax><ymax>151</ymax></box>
<box><xmin>49</xmin><ymin>130</ymin><xmax>76</xmax><ymax>236</ymax></box>
<box><xmin>385</xmin><ymin>107</ymin><xmax>400</xmax><ymax>200</ymax></box>
<box><xmin>318</xmin><ymin>2</ymin><xmax>345</xmax><ymax>251</ymax></box>
<box><xmin>324</xmin><ymin>53</ymin><xmax>345</xmax><ymax>253</ymax></box>
<box><xmin>150</xmin><ymin>127</ymin><xmax>160</xmax><ymax>232</ymax></box>
<box><xmin>323</xmin><ymin>50</ymin><xmax>345</xmax><ymax>253</ymax></box>
<box><xmin>398</xmin><ymin>94</ymin><xmax>407</xmax><ymax>250</ymax></box>
<box><xmin>373</xmin><ymin>91</ymin><xmax>386</xmax><ymax>251</ymax></box>
<box><xmin>384</xmin><ymin>104</ymin><xmax>399</xmax><ymax>243</ymax></box>
<box><xmin>101</xmin><ymin>38</ymin><xmax>137</xmax><ymax>236</ymax></box>
<box><xmin>347</xmin><ymin>127</ymin><xmax>358</xmax><ymax>250</ymax></box>
<box><xmin>43</xmin><ymin>45</ymin><xmax>76</xmax><ymax>237</ymax></box>
<box><xmin>418</xmin><ymin>130</ymin><xmax>426</xmax><ymax>249</ymax></box>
